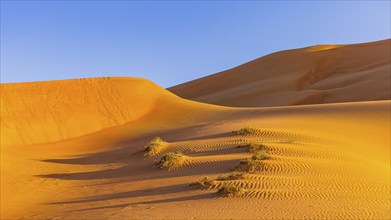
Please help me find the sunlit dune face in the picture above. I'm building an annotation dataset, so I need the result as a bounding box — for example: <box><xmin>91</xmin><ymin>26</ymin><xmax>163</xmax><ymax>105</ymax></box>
<box><xmin>305</xmin><ymin>44</ymin><xmax>342</xmax><ymax>52</ymax></box>
<box><xmin>169</xmin><ymin>39</ymin><xmax>391</xmax><ymax>108</ymax></box>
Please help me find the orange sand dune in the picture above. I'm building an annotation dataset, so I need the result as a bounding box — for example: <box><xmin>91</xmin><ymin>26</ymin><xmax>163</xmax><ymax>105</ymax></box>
<box><xmin>1</xmin><ymin>77</ymin><xmax>390</xmax><ymax>219</ymax></box>
<box><xmin>0</xmin><ymin>77</ymin><xmax>220</xmax><ymax>145</ymax></box>
<box><xmin>169</xmin><ymin>39</ymin><xmax>391</xmax><ymax>107</ymax></box>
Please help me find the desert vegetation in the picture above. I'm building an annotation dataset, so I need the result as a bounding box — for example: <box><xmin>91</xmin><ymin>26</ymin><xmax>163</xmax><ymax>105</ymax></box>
<box><xmin>217</xmin><ymin>185</ymin><xmax>247</xmax><ymax>197</ymax></box>
<box><xmin>232</xmin><ymin>126</ymin><xmax>258</xmax><ymax>135</ymax></box>
<box><xmin>237</xmin><ymin>141</ymin><xmax>267</xmax><ymax>152</ymax></box>
<box><xmin>233</xmin><ymin>148</ymin><xmax>270</xmax><ymax>172</ymax></box>
<box><xmin>216</xmin><ymin>172</ymin><xmax>245</xmax><ymax>181</ymax></box>
<box><xmin>189</xmin><ymin>176</ymin><xmax>214</xmax><ymax>188</ymax></box>
<box><xmin>190</xmin><ymin>173</ymin><xmax>248</xmax><ymax>197</ymax></box>
<box><xmin>144</xmin><ymin>137</ymin><xmax>166</xmax><ymax>156</ymax></box>
<box><xmin>156</xmin><ymin>152</ymin><xmax>190</xmax><ymax>170</ymax></box>
<box><xmin>189</xmin><ymin>127</ymin><xmax>271</xmax><ymax>197</ymax></box>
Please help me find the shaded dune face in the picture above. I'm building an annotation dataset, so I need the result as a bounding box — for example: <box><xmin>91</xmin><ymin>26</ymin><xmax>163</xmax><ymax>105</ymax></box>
<box><xmin>169</xmin><ymin>39</ymin><xmax>391</xmax><ymax>107</ymax></box>
<box><xmin>0</xmin><ymin>77</ymin><xmax>182</xmax><ymax>145</ymax></box>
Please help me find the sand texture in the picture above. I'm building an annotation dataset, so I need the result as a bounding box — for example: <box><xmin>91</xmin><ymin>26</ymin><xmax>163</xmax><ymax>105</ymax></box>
<box><xmin>169</xmin><ymin>39</ymin><xmax>391</xmax><ymax>107</ymax></box>
<box><xmin>1</xmin><ymin>40</ymin><xmax>390</xmax><ymax>219</ymax></box>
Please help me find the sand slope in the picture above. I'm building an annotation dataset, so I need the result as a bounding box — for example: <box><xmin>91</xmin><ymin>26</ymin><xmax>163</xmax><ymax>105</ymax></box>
<box><xmin>169</xmin><ymin>39</ymin><xmax>391</xmax><ymax>107</ymax></box>
<box><xmin>1</xmin><ymin>77</ymin><xmax>390</xmax><ymax>219</ymax></box>
<box><xmin>0</xmin><ymin>77</ymin><xmax>220</xmax><ymax>145</ymax></box>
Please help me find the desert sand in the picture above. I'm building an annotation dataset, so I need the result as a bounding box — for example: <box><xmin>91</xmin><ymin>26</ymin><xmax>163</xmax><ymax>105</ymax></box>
<box><xmin>169</xmin><ymin>39</ymin><xmax>391</xmax><ymax>107</ymax></box>
<box><xmin>1</xmin><ymin>40</ymin><xmax>390</xmax><ymax>219</ymax></box>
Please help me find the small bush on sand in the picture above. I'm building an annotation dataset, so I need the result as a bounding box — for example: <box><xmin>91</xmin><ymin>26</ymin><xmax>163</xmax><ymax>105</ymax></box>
<box><xmin>217</xmin><ymin>185</ymin><xmax>246</xmax><ymax>197</ymax></box>
<box><xmin>237</xmin><ymin>142</ymin><xmax>267</xmax><ymax>153</ymax></box>
<box><xmin>233</xmin><ymin>126</ymin><xmax>257</xmax><ymax>135</ymax></box>
<box><xmin>216</xmin><ymin>172</ymin><xmax>245</xmax><ymax>181</ymax></box>
<box><xmin>189</xmin><ymin>176</ymin><xmax>214</xmax><ymax>188</ymax></box>
<box><xmin>236</xmin><ymin>142</ymin><xmax>252</xmax><ymax>148</ymax></box>
<box><xmin>232</xmin><ymin>151</ymin><xmax>270</xmax><ymax>172</ymax></box>
<box><xmin>249</xmin><ymin>143</ymin><xmax>267</xmax><ymax>153</ymax></box>
<box><xmin>144</xmin><ymin>137</ymin><xmax>166</xmax><ymax>156</ymax></box>
<box><xmin>251</xmin><ymin>150</ymin><xmax>270</xmax><ymax>160</ymax></box>
<box><xmin>156</xmin><ymin>152</ymin><xmax>189</xmax><ymax>170</ymax></box>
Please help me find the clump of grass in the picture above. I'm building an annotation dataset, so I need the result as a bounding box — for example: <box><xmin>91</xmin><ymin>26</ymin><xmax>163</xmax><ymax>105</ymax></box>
<box><xmin>156</xmin><ymin>152</ymin><xmax>189</xmax><ymax>170</ymax></box>
<box><xmin>232</xmin><ymin>150</ymin><xmax>270</xmax><ymax>173</ymax></box>
<box><xmin>233</xmin><ymin>126</ymin><xmax>257</xmax><ymax>135</ymax></box>
<box><xmin>144</xmin><ymin>137</ymin><xmax>166</xmax><ymax>156</ymax></box>
<box><xmin>232</xmin><ymin>158</ymin><xmax>261</xmax><ymax>172</ymax></box>
<box><xmin>249</xmin><ymin>143</ymin><xmax>267</xmax><ymax>153</ymax></box>
<box><xmin>189</xmin><ymin>176</ymin><xmax>214</xmax><ymax>188</ymax></box>
<box><xmin>216</xmin><ymin>172</ymin><xmax>245</xmax><ymax>181</ymax></box>
<box><xmin>251</xmin><ymin>150</ymin><xmax>270</xmax><ymax>160</ymax></box>
<box><xmin>237</xmin><ymin>141</ymin><xmax>267</xmax><ymax>152</ymax></box>
<box><xmin>217</xmin><ymin>185</ymin><xmax>246</xmax><ymax>197</ymax></box>
<box><xmin>236</xmin><ymin>142</ymin><xmax>252</xmax><ymax>148</ymax></box>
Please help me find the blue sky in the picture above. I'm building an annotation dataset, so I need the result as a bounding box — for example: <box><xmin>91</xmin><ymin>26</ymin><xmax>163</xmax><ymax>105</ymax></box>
<box><xmin>1</xmin><ymin>1</ymin><xmax>390</xmax><ymax>87</ymax></box>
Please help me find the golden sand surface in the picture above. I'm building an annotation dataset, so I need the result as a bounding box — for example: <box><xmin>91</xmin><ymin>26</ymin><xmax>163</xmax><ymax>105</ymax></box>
<box><xmin>1</xmin><ymin>40</ymin><xmax>390</xmax><ymax>219</ymax></box>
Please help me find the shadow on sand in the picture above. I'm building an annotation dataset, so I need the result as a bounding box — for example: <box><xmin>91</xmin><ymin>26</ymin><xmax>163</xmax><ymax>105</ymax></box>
<box><xmin>37</xmin><ymin>126</ymin><xmax>238</xmax><ymax>208</ymax></box>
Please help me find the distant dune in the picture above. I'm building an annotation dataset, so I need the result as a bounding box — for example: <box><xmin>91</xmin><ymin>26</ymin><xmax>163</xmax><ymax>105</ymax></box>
<box><xmin>169</xmin><ymin>39</ymin><xmax>391</xmax><ymax>107</ymax></box>
<box><xmin>1</xmin><ymin>39</ymin><xmax>390</xmax><ymax>219</ymax></box>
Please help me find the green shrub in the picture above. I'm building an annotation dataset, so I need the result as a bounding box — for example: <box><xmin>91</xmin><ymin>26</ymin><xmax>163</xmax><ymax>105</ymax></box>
<box><xmin>144</xmin><ymin>137</ymin><xmax>166</xmax><ymax>156</ymax></box>
<box><xmin>156</xmin><ymin>152</ymin><xmax>189</xmax><ymax>170</ymax></box>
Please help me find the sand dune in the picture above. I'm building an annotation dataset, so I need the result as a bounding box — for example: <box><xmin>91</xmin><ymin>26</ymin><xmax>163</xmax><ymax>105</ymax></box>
<box><xmin>1</xmin><ymin>39</ymin><xmax>390</xmax><ymax>219</ymax></box>
<box><xmin>0</xmin><ymin>77</ymin><xmax>220</xmax><ymax>145</ymax></box>
<box><xmin>1</xmin><ymin>76</ymin><xmax>390</xmax><ymax>219</ymax></box>
<box><xmin>169</xmin><ymin>39</ymin><xmax>391</xmax><ymax>107</ymax></box>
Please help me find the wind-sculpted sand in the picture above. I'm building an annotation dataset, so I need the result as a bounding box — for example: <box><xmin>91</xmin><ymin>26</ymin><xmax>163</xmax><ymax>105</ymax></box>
<box><xmin>169</xmin><ymin>39</ymin><xmax>391</xmax><ymax>107</ymax></box>
<box><xmin>1</xmin><ymin>40</ymin><xmax>390</xmax><ymax>219</ymax></box>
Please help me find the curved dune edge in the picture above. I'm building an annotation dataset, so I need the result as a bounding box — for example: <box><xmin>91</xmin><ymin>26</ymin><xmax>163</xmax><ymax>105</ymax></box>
<box><xmin>0</xmin><ymin>77</ymin><xmax>224</xmax><ymax>145</ymax></box>
<box><xmin>169</xmin><ymin>39</ymin><xmax>391</xmax><ymax>107</ymax></box>
<box><xmin>1</xmin><ymin>98</ymin><xmax>390</xmax><ymax>219</ymax></box>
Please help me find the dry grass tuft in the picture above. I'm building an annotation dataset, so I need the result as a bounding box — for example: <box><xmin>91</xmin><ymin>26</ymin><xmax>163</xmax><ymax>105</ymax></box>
<box><xmin>233</xmin><ymin>150</ymin><xmax>270</xmax><ymax>173</ymax></box>
<box><xmin>237</xmin><ymin>141</ymin><xmax>267</xmax><ymax>152</ymax></box>
<box><xmin>249</xmin><ymin>143</ymin><xmax>267</xmax><ymax>153</ymax></box>
<box><xmin>189</xmin><ymin>176</ymin><xmax>214</xmax><ymax>188</ymax></box>
<box><xmin>233</xmin><ymin>126</ymin><xmax>257</xmax><ymax>135</ymax></box>
<box><xmin>156</xmin><ymin>152</ymin><xmax>189</xmax><ymax>170</ymax></box>
<box><xmin>236</xmin><ymin>142</ymin><xmax>252</xmax><ymax>148</ymax></box>
<box><xmin>217</xmin><ymin>185</ymin><xmax>246</xmax><ymax>197</ymax></box>
<box><xmin>144</xmin><ymin>137</ymin><xmax>166</xmax><ymax>156</ymax></box>
<box><xmin>232</xmin><ymin>158</ymin><xmax>263</xmax><ymax>173</ymax></box>
<box><xmin>216</xmin><ymin>172</ymin><xmax>245</xmax><ymax>181</ymax></box>
<box><xmin>251</xmin><ymin>150</ymin><xmax>270</xmax><ymax>160</ymax></box>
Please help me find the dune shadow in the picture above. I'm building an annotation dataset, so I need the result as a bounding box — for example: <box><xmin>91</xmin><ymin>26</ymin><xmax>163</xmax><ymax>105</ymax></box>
<box><xmin>133</xmin><ymin>193</ymin><xmax>216</xmax><ymax>205</ymax></box>
<box><xmin>72</xmin><ymin>203</ymin><xmax>130</xmax><ymax>212</ymax></box>
<box><xmin>37</xmin><ymin>157</ymin><xmax>240</xmax><ymax>182</ymax></box>
<box><xmin>49</xmin><ymin>183</ymin><xmax>189</xmax><ymax>205</ymax></box>
<box><xmin>192</xmin><ymin>146</ymin><xmax>248</xmax><ymax>157</ymax></box>
<box><xmin>71</xmin><ymin>193</ymin><xmax>216</xmax><ymax>212</ymax></box>
<box><xmin>37</xmin><ymin>122</ymin><xmax>241</xmax><ymax>207</ymax></box>
<box><xmin>180</xmin><ymin>132</ymin><xmax>234</xmax><ymax>142</ymax></box>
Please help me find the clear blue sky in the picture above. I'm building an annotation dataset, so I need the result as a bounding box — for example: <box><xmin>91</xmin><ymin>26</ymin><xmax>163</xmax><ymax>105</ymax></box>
<box><xmin>1</xmin><ymin>1</ymin><xmax>390</xmax><ymax>87</ymax></box>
